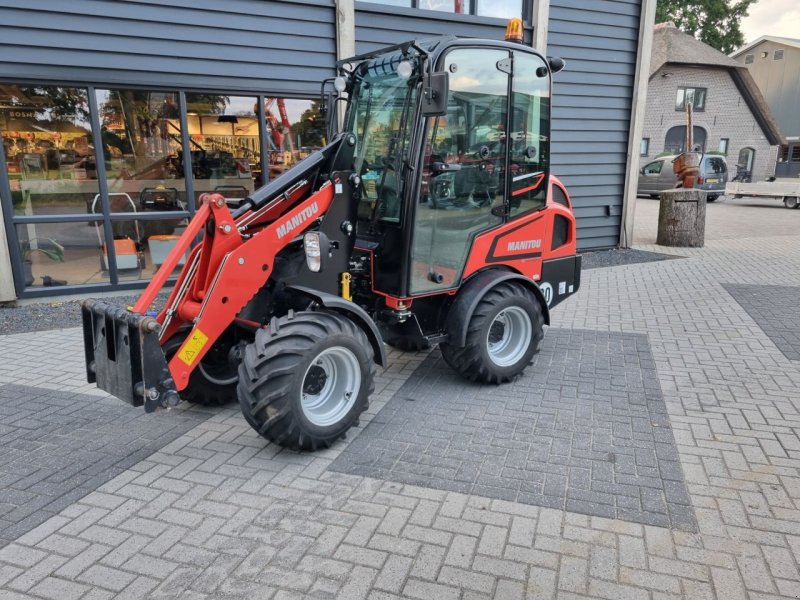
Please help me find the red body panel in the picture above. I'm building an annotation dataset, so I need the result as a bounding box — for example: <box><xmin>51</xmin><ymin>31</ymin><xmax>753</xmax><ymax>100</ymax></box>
<box><xmin>379</xmin><ymin>176</ymin><xmax>576</xmax><ymax>307</ymax></box>
<box><xmin>464</xmin><ymin>176</ymin><xmax>576</xmax><ymax>282</ymax></box>
<box><xmin>141</xmin><ymin>185</ymin><xmax>335</xmax><ymax>391</ymax></box>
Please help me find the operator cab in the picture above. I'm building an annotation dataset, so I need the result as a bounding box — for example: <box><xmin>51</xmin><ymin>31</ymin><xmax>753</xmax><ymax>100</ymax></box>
<box><xmin>331</xmin><ymin>32</ymin><xmax>562</xmax><ymax>301</ymax></box>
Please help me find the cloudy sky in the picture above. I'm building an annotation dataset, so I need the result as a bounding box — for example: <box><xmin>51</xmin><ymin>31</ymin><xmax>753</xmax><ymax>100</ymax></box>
<box><xmin>740</xmin><ymin>0</ymin><xmax>800</xmax><ymax>44</ymax></box>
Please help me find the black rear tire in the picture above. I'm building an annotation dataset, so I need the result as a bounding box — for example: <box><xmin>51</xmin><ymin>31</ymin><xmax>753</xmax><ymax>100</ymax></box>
<box><xmin>440</xmin><ymin>282</ymin><xmax>544</xmax><ymax>384</ymax></box>
<box><xmin>784</xmin><ymin>196</ymin><xmax>799</xmax><ymax>209</ymax></box>
<box><xmin>707</xmin><ymin>195</ymin><xmax>719</xmax><ymax>202</ymax></box>
<box><xmin>163</xmin><ymin>329</ymin><xmax>239</xmax><ymax>406</ymax></box>
<box><xmin>237</xmin><ymin>310</ymin><xmax>375</xmax><ymax>451</ymax></box>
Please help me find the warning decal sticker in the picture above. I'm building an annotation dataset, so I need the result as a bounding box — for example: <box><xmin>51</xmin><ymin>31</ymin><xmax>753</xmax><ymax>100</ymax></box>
<box><xmin>178</xmin><ymin>329</ymin><xmax>209</xmax><ymax>366</ymax></box>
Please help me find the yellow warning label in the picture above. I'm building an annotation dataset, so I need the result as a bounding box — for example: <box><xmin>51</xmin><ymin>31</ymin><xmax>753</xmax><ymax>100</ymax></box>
<box><xmin>178</xmin><ymin>329</ymin><xmax>209</xmax><ymax>366</ymax></box>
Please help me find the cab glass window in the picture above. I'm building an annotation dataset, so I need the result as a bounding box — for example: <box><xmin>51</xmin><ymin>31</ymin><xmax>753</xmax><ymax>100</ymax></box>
<box><xmin>413</xmin><ymin>47</ymin><xmax>508</xmax><ymax>293</ymax></box>
<box><xmin>509</xmin><ymin>51</ymin><xmax>549</xmax><ymax>217</ymax></box>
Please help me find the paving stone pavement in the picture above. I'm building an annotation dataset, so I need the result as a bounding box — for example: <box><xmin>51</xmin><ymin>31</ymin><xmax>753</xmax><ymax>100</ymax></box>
<box><xmin>331</xmin><ymin>329</ymin><xmax>696</xmax><ymax>531</ymax></box>
<box><xmin>0</xmin><ymin>384</ymin><xmax>211</xmax><ymax>548</ymax></box>
<box><xmin>722</xmin><ymin>284</ymin><xmax>800</xmax><ymax>361</ymax></box>
<box><xmin>0</xmin><ymin>197</ymin><xmax>800</xmax><ymax>598</ymax></box>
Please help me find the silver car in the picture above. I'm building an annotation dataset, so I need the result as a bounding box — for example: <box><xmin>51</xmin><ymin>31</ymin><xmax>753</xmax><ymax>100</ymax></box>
<box><xmin>638</xmin><ymin>154</ymin><xmax>728</xmax><ymax>201</ymax></box>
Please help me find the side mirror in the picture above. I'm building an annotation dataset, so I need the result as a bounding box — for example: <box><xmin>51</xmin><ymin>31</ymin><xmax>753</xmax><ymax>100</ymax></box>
<box><xmin>421</xmin><ymin>71</ymin><xmax>449</xmax><ymax>117</ymax></box>
<box><xmin>548</xmin><ymin>57</ymin><xmax>566</xmax><ymax>74</ymax></box>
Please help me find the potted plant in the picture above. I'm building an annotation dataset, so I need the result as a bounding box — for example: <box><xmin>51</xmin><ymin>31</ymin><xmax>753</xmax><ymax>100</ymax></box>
<box><xmin>19</xmin><ymin>238</ymin><xmax>64</xmax><ymax>286</ymax></box>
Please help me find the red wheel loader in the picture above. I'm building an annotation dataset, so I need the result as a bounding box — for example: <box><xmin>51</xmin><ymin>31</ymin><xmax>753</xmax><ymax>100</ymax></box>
<box><xmin>81</xmin><ymin>26</ymin><xmax>582</xmax><ymax>451</ymax></box>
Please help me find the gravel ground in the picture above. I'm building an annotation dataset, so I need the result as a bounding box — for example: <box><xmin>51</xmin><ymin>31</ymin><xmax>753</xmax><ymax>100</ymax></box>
<box><xmin>581</xmin><ymin>247</ymin><xmax>681</xmax><ymax>270</ymax></box>
<box><xmin>1</xmin><ymin>248</ymin><xmax>676</xmax><ymax>335</ymax></box>
<box><xmin>0</xmin><ymin>293</ymin><xmax>169</xmax><ymax>336</ymax></box>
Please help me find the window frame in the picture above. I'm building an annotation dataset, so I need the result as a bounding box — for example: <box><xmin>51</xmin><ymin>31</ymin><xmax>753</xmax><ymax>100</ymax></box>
<box><xmin>676</xmin><ymin>87</ymin><xmax>707</xmax><ymax>112</ymax></box>
<box><xmin>640</xmin><ymin>138</ymin><xmax>650</xmax><ymax>156</ymax></box>
<box><xmin>0</xmin><ymin>79</ymin><xmax>318</xmax><ymax>297</ymax></box>
<box><xmin>774</xmin><ymin>49</ymin><xmax>784</xmax><ymax>60</ymax></box>
<box><xmin>744</xmin><ymin>54</ymin><xmax>754</xmax><ymax>64</ymax></box>
<box><xmin>719</xmin><ymin>138</ymin><xmax>729</xmax><ymax>155</ymax></box>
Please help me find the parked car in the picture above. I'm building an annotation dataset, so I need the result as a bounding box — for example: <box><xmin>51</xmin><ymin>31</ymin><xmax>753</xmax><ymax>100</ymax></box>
<box><xmin>638</xmin><ymin>154</ymin><xmax>728</xmax><ymax>201</ymax></box>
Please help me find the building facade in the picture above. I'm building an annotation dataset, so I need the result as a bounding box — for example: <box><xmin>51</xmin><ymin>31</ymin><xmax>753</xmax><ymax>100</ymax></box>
<box><xmin>732</xmin><ymin>36</ymin><xmax>800</xmax><ymax>178</ymax></box>
<box><xmin>0</xmin><ymin>0</ymin><xmax>654</xmax><ymax>301</ymax></box>
<box><xmin>640</xmin><ymin>24</ymin><xmax>782</xmax><ymax>182</ymax></box>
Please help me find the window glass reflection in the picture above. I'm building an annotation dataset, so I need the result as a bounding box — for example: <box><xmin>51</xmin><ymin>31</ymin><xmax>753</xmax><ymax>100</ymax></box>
<box><xmin>476</xmin><ymin>0</ymin><xmax>521</xmax><ymax>18</ymax></box>
<box><xmin>15</xmin><ymin>221</ymin><xmax>105</xmax><ymax>287</ymax></box>
<box><xmin>94</xmin><ymin>89</ymin><xmax>186</xmax><ymax>214</ymax></box>
<box><xmin>419</xmin><ymin>0</ymin><xmax>470</xmax><ymax>13</ymax></box>
<box><xmin>185</xmin><ymin>94</ymin><xmax>260</xmax><ymax>204</ymax></box>
<box><xmin>265</xmin><ymin>98</ymin><xmax>326</xmax><ymax>179</ymax></box>
<box><xmin>1</xmin><ymin>85</ymin><xmax>99</xmax><ymax>216</ymax></box>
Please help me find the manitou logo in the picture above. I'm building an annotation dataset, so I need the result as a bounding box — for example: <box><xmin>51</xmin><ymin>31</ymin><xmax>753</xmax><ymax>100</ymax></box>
<box><xmin>507</xmin><ymin>239</ymin><xmax>542</xmax><ymax>252</ymax></box>
<box><xmin>277</xmin><ymin>202</ymin><xmax>319</xmax><ymax>239</ymax></box>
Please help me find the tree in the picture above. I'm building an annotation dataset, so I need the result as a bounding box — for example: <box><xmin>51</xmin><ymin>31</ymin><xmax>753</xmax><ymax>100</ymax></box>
<box><xmin>292</xmin><ymin>100</ymin><xmax>327</xmax><ymax>148</ymax></box>
<box><xmin>656</xmin><ymin>0</ymin><xmax>756</xmax><ymax>54</ymax></box>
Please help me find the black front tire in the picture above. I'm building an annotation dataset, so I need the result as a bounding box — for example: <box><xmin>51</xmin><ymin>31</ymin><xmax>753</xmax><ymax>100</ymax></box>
<box><xmin>784</xmin><ymin>196</ymin><xmax>799</xmax><ymax>209</ymax></box>
<box><xmin>707</xmin><ymin>195</ymin><xmax>719</xmax><ymax>202</ymax></box>
<box><xmin>163</xmin><ymin>330</ymin><xmax>239</xmax><ymax>406</ymax></box>
<box><xmin>237</xmin><ymin>310</ymin><xmax>375</xmax><ymax>451</ymax></box>
<box><xmin>440</xmin><ymin>282</ymin><xmax>544</xmax><ymax>384</ymax></box>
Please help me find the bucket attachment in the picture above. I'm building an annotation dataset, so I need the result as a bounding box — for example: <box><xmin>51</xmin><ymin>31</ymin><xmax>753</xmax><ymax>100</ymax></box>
<box><xmin>81</xmin><ymin>299</ymin><xmax>179</xmax><ymax>412</ymax></box>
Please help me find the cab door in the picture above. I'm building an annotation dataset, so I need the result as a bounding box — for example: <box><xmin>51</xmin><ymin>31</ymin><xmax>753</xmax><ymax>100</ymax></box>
<box><xmin>411</xmin><ymin>47</ymin><xmax>510</xmax><ymax>294</ymax></box>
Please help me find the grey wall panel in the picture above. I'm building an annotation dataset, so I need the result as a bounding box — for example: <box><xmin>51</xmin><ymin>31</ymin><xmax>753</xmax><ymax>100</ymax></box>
<box><xmin>0</xmin><ymin>0</ymin><xmax>336</xmax><ymax>96</ymax></box>
<box><xmin>548</xmin><ymin>0</ymin><xmax>642</xmax><ymax>250</ymax></box>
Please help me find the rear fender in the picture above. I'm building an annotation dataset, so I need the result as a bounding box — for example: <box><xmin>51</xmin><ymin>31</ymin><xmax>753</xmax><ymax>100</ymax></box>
<box><xmin>286</xmin><ymin>285</ymin><xmax>388</xmax><ymax>367</ymax></box>
<box><xmin>446</xmin><ymin>269</ymin><xmax>550</xmax><ymax>349</ymax></box>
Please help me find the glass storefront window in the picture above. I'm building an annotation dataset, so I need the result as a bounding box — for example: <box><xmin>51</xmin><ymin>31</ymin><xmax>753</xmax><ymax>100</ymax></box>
<box><xmin>476</xmin><ymin>0</ymin><xmax>521</xmax><ymax>18</ymax></box>
<box><xmin>92</xmin><ymin>89</ymin><xmax>189</xmax><ymax>286</ymax></box>
<box><xmin>367</xmin><ymin>0</ymin><xmax>521</xmax><ymax>18</ymax></box>
<box><xmin>419</xmin><ymin>0</ymin><xmax>471</xmax><ymax>13</ymax></box>
<box><xmin>1</xmin><ymin>86</ymin><xmax>99</xmax><ymax>216</ymax></box>
<box><xmin>185</xmin><ymin>94</ymin><xmax>260</xmax><ymax>203</ymax></box>
<box><xmin>15</xmin><ymin>220</ymin><xmax>106</xmax><ymax>287</ymax></box>
<box><xmin>110</xmin><ymin>215</ymin><xmax>187</xmax><ymax>283</ymax></box>
<box><xmin>265</xmin><ymin>98</ymin><xmax>325</xmax><ymax>179</ymax></box>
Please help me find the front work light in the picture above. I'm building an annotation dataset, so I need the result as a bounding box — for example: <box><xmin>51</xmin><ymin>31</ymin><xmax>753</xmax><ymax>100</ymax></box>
<box><xmin>397</xmin><ymin>60</ymin><xmax>414</xmax><ymax>80</ymax></box>
<box><xmin>334</xmin><ymin>76</ymin><xmax>348</xmax><ymax>94</ymax></box>
<box><xmin>505</xmin><ymin>17</ymin><xmax>524</xmax><ymax>44</ymax></box>
<box><xmin>304</xmin><ymin>232</ymin><xmax>326</xmax><ymax>272</ymax></box>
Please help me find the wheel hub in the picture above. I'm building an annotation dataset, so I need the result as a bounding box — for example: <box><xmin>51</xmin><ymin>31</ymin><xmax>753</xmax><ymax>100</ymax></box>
<box><xmin>486</xmin><ymin>306</ymin><xmax>533</xmax><ymax>367</ymax></box>
<box><xmin>301</xmin><ymin>346</ymin><xmax>362</xmax><ymax>427</ymax></box>
<box><xmin>303</xmin><ymin>365</ymin><xmax>328</xmax><ymax>395</ymax></box>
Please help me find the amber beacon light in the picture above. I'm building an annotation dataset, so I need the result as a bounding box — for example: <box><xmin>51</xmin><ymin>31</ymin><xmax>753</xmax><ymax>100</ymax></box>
<box><xmin>504</xmin><ymin>17</ymin><xmax>524</xmax><ymax>43</ymax></box>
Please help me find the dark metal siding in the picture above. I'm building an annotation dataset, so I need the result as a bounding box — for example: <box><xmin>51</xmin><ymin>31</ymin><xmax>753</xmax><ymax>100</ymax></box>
<box><xmin>0</xmin><ymin>0</ymin><xmax>336</xmax><ymax>95</ymax></box>
<box><xmin>354</xmin><ymin>2</ymin><xmax>531</xmax><ymax>54</ymax></box>
<box><xmin>548</xmin><ymin>0</ymin><xmax>641</xmax><ymax>249</ymax></box>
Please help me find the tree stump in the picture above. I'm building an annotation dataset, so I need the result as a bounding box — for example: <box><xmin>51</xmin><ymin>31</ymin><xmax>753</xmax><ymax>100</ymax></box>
<box><xmin>656</xmin><ymin>188</ymin><xmax>706</xmax><ymax>247</ymax></box>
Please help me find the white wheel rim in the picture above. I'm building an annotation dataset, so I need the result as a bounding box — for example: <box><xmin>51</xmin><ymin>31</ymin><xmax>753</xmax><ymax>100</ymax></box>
<box><xmin>486</xmin><ymin>306</ymin><xmax>532</xmax><ymax>367</ymax></box>
<box><xmin>301</xmin><ymin>346</ymin><xmax>361</xmax><ymax>427</ymax></box>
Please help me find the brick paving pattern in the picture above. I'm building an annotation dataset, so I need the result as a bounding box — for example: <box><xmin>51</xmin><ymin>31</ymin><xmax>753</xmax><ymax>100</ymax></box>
<box><xmin>331</xmin><ymin>329</ymin><xmax>696</xmax><ymax>531</ymax></box>
<box><xmin>722</xmin><ymin>283</ymin><xmax>800</xmax><ymax>360</ymax></box>
<box><xmin>0</xmin><ymin>195</ymin><xmax>799</xmax><ymax>598</ymax></box>
<box><xmin>0</xmin><ymin>384</ymin><xmax>209</xmax><ymax>548</ymax></box>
